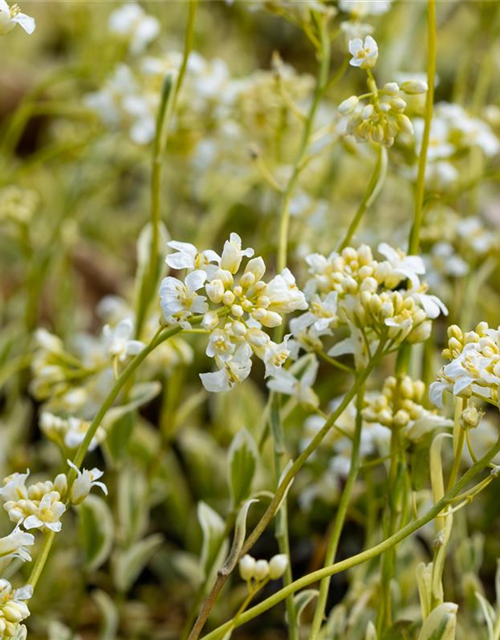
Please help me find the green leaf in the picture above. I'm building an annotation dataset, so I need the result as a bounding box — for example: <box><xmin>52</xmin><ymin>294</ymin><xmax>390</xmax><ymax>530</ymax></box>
<box><xmin>113</xmin><ymin>534</ymin><xmax>164</xmax><ymax>593</ymax></box>
<box><xmin>197</xmin><ymin>502</ymin><xmax>227</xmax><ymax>580</ymax></box>
<box><xmin>117</xmin><ymin>465</ymin><xmax>149</xmax><ymax>546</ymax></box>
<box><xmin>77</xmin><ymin>495</ymin><xmax>114</xmax><ymax>572</ymax></box>
<box><xmin>104</xmin><ymin>382</ymin><xmax>161</xmax><ymax>463</ymax></box>
<box><xmin>227</xmin><ymin>428</ymin><xmax>258</xmax><ymax>508</ymax></box>
<box><xmin>219</xmin><ymin>499</ymin><xmax>258</xmax><ymax>576</ymax></box>
<box><xmin>289</xmin><ymin>590</ymin><xmax>318</xmax><ymax>626</ymax></box>
<box><xmin>417</xmin><ymin>603</ymin><xmax>458</xmax><ymax>640</ymax></box>
<box><xmin>92</xmin><ymin>589</ymin><xmax>119</xmax><ymax>640</ymax></box>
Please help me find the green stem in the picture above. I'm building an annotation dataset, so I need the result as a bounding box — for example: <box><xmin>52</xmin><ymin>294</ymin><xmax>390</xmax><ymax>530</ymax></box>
<box><xmin>270</xmin><ymin>395</ymin><xmax>299</xmax><ymax>640</ymax></box>
<box><xmin>408</xmin><ymin>0</ymin><xmax>436</xmax><ymax>255</ymax></box>
<box><xmin>309</xmin><ymin>383</ymin><xmax>365</xmax><ymax>640</ymax></box>
<box><xmin>135</xmin><ymin>0</ymin><xmax>198</xmax><ymax>338</ymax></box>
<box><xmin>187</xmin><ymin>342</ymin><xmax>385</xmax><ymax>640</ymax></box>
<box><xmin>26</xmin><ymin>324</ymin><xmax>183</xmax><ymax>590</ymax></box>
<box><xmin>338</xmin><ymin>145</ymin><xmax>388</xmax><ymax>251</ymax></box>
<box><xmin>201</xmin><ymin>435</ymin><xmax>500</xmax><ymax>640</ymax></box>
<box><xmin>276</xmin><ymin>12</ymin><xmax>331</xmax><ymax>274</ymax></box>
<box><xmin>27</xmin><ymin>531</ymin><xmax>56</xmax><ymax>588</ymax></box>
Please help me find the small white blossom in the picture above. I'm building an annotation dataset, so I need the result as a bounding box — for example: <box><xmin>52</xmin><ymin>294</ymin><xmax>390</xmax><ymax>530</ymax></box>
<box><xmin>200</xmin><ymin>343</ymin><xmax>253</xmax><ymax>393</ymax></box>
<box><xmin>108</xmin><ymin>3</ymin><xmax>160</xmax><ymax>54</ymax></box>
<box><xmin>166</xmin><ymin>241</ymin><xmax>220</xmax><ymax>275</ymax></box>
<box><xmin>0</xmin><ymin>0</ymin><xmax>35</xmax><ymax>35</ymax></box>
<box><xmin>0</xmin><ymin>527</ymin><xmax>34</xmax><ymax>570</ymax></box>
<box><xmin>160</xmin><ymin>270</ymin><xmax>208</xmax><ymax>326</ymax></box>
<box><xmin>267</xmin><ymin>357</ymin><xmax>319</xmax><ymax>408</ymax></box>
<box><xmin>348</xmin><ymin>36</ymin><xmax>378</xmax><ymax>69</ymax></box>
<box><xmin>103</xmin><ymin>318</ymin><xmax>144</xmax><ymax>362</ymax></box>
<box><xmin>67</xmin><ymin>461</ymin><xmax>107</xmax><ymax>506</ymax></box>
<box><xmin>220</xmin><ymin>233</ymin><xmax>254</xmax><ymax>274</ymax></box>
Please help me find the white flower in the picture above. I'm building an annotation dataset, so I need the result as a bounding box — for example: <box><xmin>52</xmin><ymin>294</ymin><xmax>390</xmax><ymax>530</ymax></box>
<box><xmin>0</xmin><ymin>526</ymin><xmax>34</xmax><ymax>569</ymax></box>
<box><xmin>378</xmin><ymin>243</ymin><xmax>425</xmax><ymax>288</ymax></box>
<box><xmin>220</xmin><ymin>233</ymin><xmax>254</xmax><ymax>274</ymax></box>
<box><xmin>410</xmin><ymin>290</ymin><xmax>448</xmax><ymax>319</ymax></box>
<box><xmin>339</xmin><ymin>0</ymin><xmax>393</xmax><ymax>17</ymax></box>
<box><xmin>0</xmin><ymin>472</ymin><xmax>29</xmax><ymax>503</ymax></box>
<box><xmin>166</xmin><ymin>241</ymin><xmax>220</xmax><ymax>274</ymax></box>
<box><xmin>265</xmin><ymin>268</ymin><xmax>308</xmax><ymax>314</ymax></box>
<box><xmin>348</xmin><ymin>36</ymin><xmax>378</xmax><ymax>69</ymax></box>
<box><xmin>23</xmin><ymin>492</ymin><xmax>66</xmax><ymax>533</ymax></box>
<box><xmin>160</xmin><ymin>270</ymin><xmax>208</xmax><ymax>326</ymax></box>
<box><xmin>200</xmin><ymin>343</ymin><xmax>253</xmax><ymax>393</ymax></box>
<box><xmin>263</xmin><ymin>339</ymin><xmax>290</xmax><ymax>377</ymax></box>
<box><xmin>267</xmin><ymin>357</ymin><xmax>319</xmax><ymax>408</ymax></box>
<box><xmin>0</xmin><ymin>580</ymin><xmax>31</xmax><ymax>638</ymax></box>
<box><xmin>206</xmin><ymin>329</ymin><xmax>235</xmax><ymax>362</ymax></box>
<box><xmin>67</xmin><ymin>461</ymin><xmax>107</xmax><ymax>505</ymax></box>
<box><xmin>103</xmin><ymin>318</ymin><xmax>145</xmax><ymax>362</ymax></box>
<box><xmin>108</xmin><ymin>3</ymin><xmax>160</xmax><ymax>54</ymax></box>
<box><xmin>0</xmin><ymin>0</ymin><xmax>35</xmax><ymax>35</ymax></box>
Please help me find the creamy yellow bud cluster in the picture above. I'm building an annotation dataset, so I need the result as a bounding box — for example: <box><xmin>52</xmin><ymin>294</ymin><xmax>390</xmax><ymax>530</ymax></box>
<box><xmin>0</xmin><ymin>581</ymin><xmax>30</xmax><ymax>639</ymax></box>
<box><xmin>339</xmin><ymin>80</ymin><xmax>425</xmax><ymax>147</ymax></box>
<box><xmin>430</xmin><ymin>322</ymin><xmax>500</xmax><ymax>408</ymax></box>
<box><xmin>363</xmin><ymin>376</ymin><xmax>426</xmax><ymax>429</ymax></box>
<box><xmin>441</xmin><ymin>322</ymin><xmax>490</xmax><ymax>361</ymax></box>
<box><xmin>298</xmin><ymin>244</ymin><xmax>446</xmax><ymax>367</ymax></box>
<box><xmin>363</xmin><ymin>376</ymin><xmax>450</xmax><ymax>441</ymax></box>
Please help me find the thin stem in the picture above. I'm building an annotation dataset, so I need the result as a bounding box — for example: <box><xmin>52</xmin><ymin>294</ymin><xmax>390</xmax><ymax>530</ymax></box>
<box><xmin>201</xmin><ymin>435</ymin><xmax>500</xmax><ymax>640</ymax></box>
<box><xmin>408</xmin><ymin>0</ymin><xmax>436</xmax><ymax>255</ymax></box>
<box><xmin>27</xmin><ymin>531</ymin><xmax>56</xmax><ymax>588</ymax></box>
<box><xmin>309</xmin><ymin>383</ymin><xmax>365</xmax><ymax>640</ymax></box>
<box><xmin>276</xmin><ymin>12</ymin><xmax>331</xmax><ymax>274</ymax></box>
<box><xmin>135</xmin><ymin>0</ymin><xmax>198</xmax><ymax>338</ymax></box>
<box><xmin>270</xmin><ymin>395</ymin><xmax>299</xmax><ymax>640</ymax></box>
<box><xmin>26</xmin><ymin>324</ymin><xmax>183</xmax><ymax>589</ymax></box>
<box><xmin>337</xmin><ymin>145</ymin><xmax>388</xmax><ymax>251</ymax></box>
<box><xmin>187</xmin><ymin>342</ymin><xmax>386</xmax><ymax>640</ymax></box>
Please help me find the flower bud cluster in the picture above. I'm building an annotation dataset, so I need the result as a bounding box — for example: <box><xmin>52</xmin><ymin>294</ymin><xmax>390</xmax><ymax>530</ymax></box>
<box><xmin>339</xmin><ymin>76</ymin><xmax>426</xmax><ymax>147</ymax></box>
<box><xmin>160</xmin><ymin>233</ymin><xmax>307</xmax><ymax>393</ymax></box>
<box><xmin>40</xmin><ymin>412</ymin><xmax>105</xmax><ymax>452</ymax></box>
<box><xmin>0</xmin><ymin>466</ymin><xmax>106</xmax><ymax>533</ymax></box>
<box><xmin>0</xmin><ymin>581</ymin><xmax>31</xmax><ymax>639</ymax></box>
<box><xmin>291</xmin><ymin>243</ymin><xmax>447</xmax><ymax>368</ymax></box>
<box><xmin>363</xmin><ymin>376</ymin><xmax>450</xmax><ymax>441</ymax></box>
<box><xmin>239</xmin><ymin>554</ymin><xmax>288</xmax><ymax>583</ymax></box>
<box><xmin>430</xmin><ymin>322</ymin><xmax>500</xmax><ymax>408</ymax></box>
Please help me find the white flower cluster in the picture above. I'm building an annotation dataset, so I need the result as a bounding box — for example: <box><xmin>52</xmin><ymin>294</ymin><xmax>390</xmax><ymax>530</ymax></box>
<box><xmin>363</xmin><ymin>376</ymin><xmax>451</xmax><ymax>442</ymax></box>
<box><xmin>239</xmin><ymin>553</ymin><xmax>288</xmax><ymax>583</ymax></box>
<box><xmin>160</xmin><ymin>233</ymin><xmax>307</xmax><ymax>392</ymax></box>
<box><xmin>414</xmin><ymin>103</ymin><xmax>499</xmax><ymax>189</ymax></box>
<box><xmin>0</xmin><ymin>0</ymin><xmax>35</xmax><ymax>36</ymax></box>
<box><xmin>0</xmin><ymin>581</ymin><xmax>31</xmax><ymax>639</ymax></box>
<box><xmin>288</xmin><ymin>243</ymin><xmax>447</xmax><ymax>368</ymax></box>
<box><xmin>40</xmin><ymin>412</ymin><xmax>105</xmax><ymax>452</ymax></box>
<box><xmin>108</xmin><ymin>2</ymin><xmax>160</xmax><ymax>55</ymax></box>
<box><xmin>338</xmin><ymin>0</ymin><xmax>393</xmax><ymax>17</ymax></box>
<box><xmin>340</xmin><ymin>36</ymin><xmax>426</xmax><ymax>147</ymax></box>
<box><xmin>430</xmin><ymin>323</ymin><xmax>500</xmax><ymax>409</ymax></box>
<box><xmin>0</xmin><ymin>466</ymin><xmax>106</xmax><ymax>533</ymax></box>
